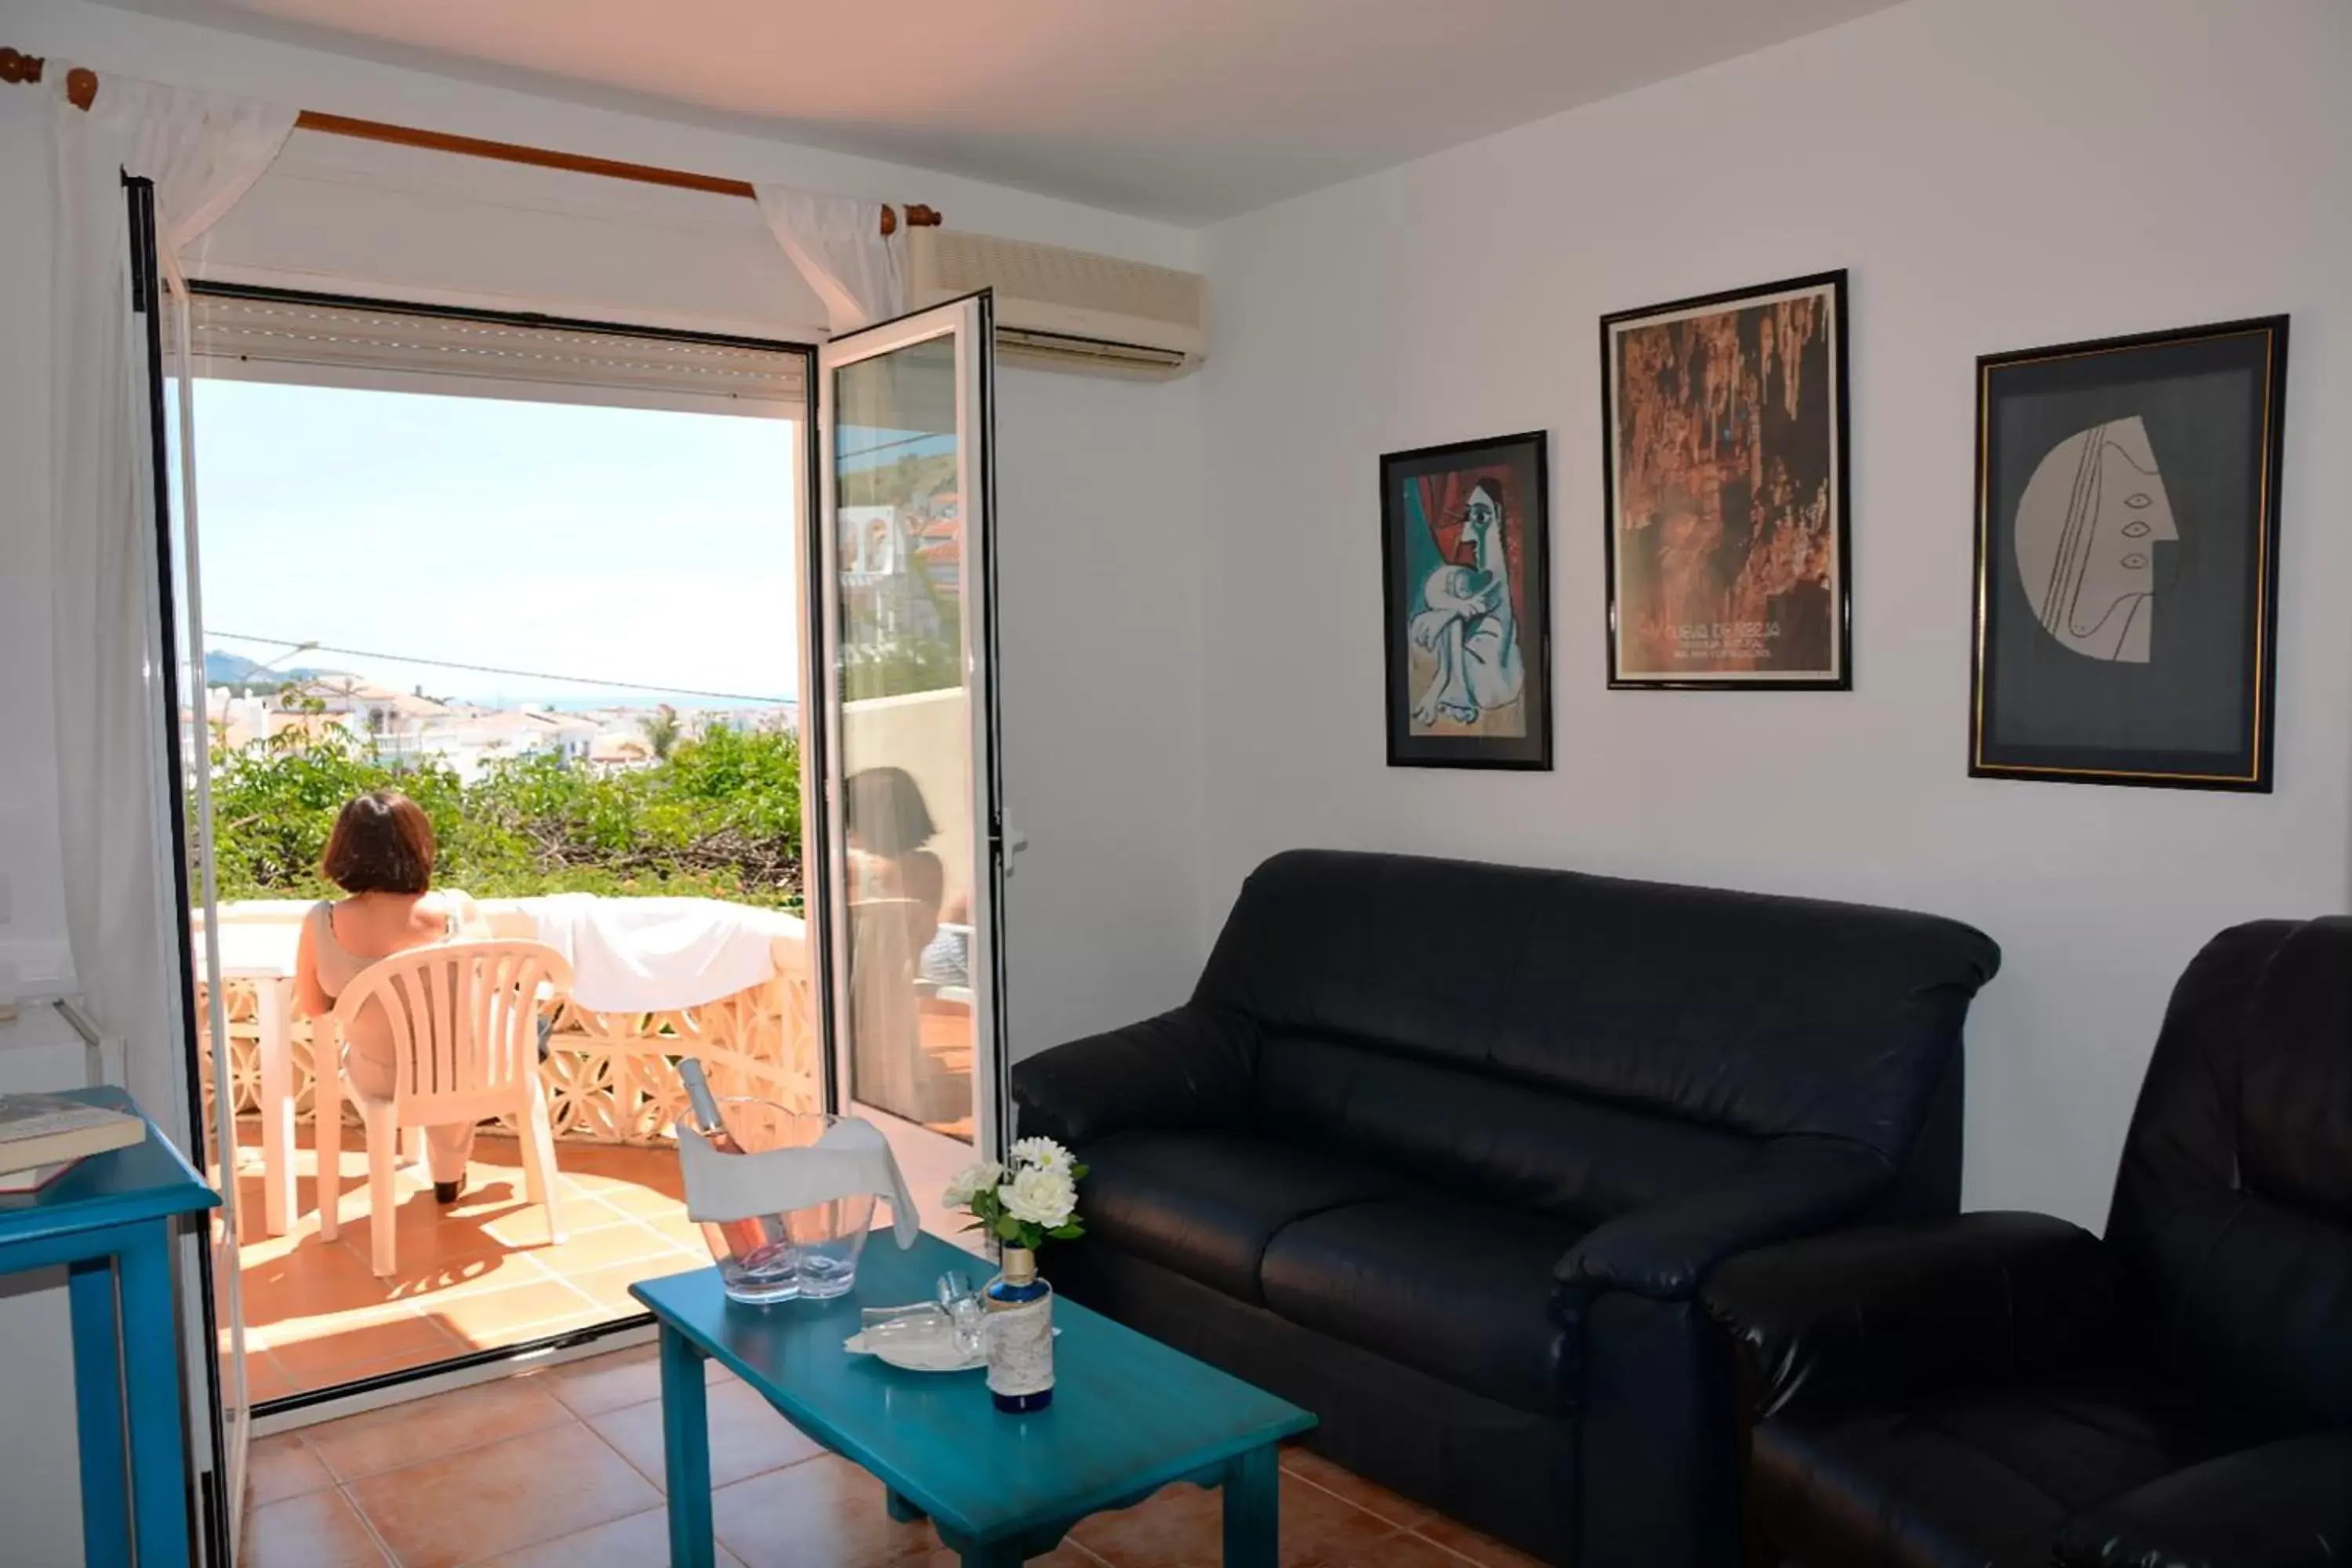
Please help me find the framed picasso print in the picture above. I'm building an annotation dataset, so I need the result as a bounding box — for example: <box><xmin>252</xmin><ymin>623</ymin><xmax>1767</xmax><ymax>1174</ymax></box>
<box><xmin>1601</xmin><ymin>270</ymin><xmax>1850</xmax><ymax>688</ymax></box>
<box><xmin>1381</xmin><ymin>430</ymin><xmax>1552</xmax><ymax>769</ymax></box>
<box><xmin>1971</xmin><ymin>316</ymin><xmax>2288</xmax><ymax>790</ymax></box>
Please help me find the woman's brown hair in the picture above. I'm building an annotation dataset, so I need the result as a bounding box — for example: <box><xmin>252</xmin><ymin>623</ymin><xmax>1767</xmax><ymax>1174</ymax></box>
<box><xmin>321</xmin><ymin>790</ymin><xmax>436</xmax><ymax>895</ymax></box>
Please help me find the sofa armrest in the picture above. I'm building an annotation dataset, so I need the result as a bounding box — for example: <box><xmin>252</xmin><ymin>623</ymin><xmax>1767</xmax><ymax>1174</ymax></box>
<box><xmin>2053</xmin><ymin>1432</ymin><xmax>2352</xmax><ymax>1568</ymax></box>
<box><xmin>1704</xmin><ymin>1210</ymin><xmax>2126</xmax><ymax>1419</ymax></box>
<box><xmin>1555</xmin><ymin>1136</ymin><xmax>1893</xmax><ymax>1314</ymax></box>
<box><xmin>1009</xmin><ymin>1004</ymin><xmax>1258</xmax><ymax>1149</ymax></box>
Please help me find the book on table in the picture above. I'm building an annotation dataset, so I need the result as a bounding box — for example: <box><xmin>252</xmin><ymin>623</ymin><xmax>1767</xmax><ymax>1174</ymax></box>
<box><xmin>0</xmin><ymin>1092</ymin><xmax>146</xmax><ymax>1189</ymax></box>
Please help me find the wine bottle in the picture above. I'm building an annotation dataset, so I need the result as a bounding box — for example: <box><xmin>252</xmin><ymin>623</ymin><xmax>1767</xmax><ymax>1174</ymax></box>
<box><xmin>677</xmin><ymin>1058</ymin><xmax>782</xmax><ymax>1263</ymax></box>
<box><xmin>984</xmin><ymin>1247</ymin><xmax>1054</xmax><ymax>1412</ymax></box>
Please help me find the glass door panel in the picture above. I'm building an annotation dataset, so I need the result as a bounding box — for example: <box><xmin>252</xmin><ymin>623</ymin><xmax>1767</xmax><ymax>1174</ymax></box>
<box><xmin>147</xmin><ymin>202</ymin><xmax>247</xmax><ymax>1552</ymax></box>
<box><xmin>818</xmin><ymin>297</ymin><xmax>1001</xmax><ymax>1230</ymax></box>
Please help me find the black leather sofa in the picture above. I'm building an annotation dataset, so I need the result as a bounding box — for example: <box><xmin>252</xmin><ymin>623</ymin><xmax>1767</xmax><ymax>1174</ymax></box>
<box><xmin>1011</xmin><ymin>850</ymin><xmax>2001</xmax><ymax>1567</ymax></box>
<box><xmin>1708</xmin><ymin>916</ymin><xmax>2352</xmax><ymax>1568</ymax></box>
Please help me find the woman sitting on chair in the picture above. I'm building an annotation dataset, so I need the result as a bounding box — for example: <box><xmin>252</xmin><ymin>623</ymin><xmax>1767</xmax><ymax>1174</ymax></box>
<box><xmin>293</xmin><ymin>790</ymin><xmax>489</xmax><ymax>1204</ymax></box>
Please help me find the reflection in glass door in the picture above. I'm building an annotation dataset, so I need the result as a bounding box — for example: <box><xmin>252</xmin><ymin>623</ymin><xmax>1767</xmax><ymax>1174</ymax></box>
<box><xmin>818</xmin><ymin>297</ymin><xmax>1002</xmax><ymax>1219</ymax></box>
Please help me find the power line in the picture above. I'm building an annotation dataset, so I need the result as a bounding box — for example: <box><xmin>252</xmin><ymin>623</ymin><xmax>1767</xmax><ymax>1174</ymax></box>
<box><xmin>207</xmin><ymin>632</ymin><xmax>793</xmax><ymax>706</ymax></box>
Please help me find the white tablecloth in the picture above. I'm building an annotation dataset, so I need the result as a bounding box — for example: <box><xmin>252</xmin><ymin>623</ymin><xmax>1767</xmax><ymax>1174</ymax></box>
<box><xmin>528</xmin><ymin>895</ymin><xmax>800</xmax><ymax>1014</ymax></box>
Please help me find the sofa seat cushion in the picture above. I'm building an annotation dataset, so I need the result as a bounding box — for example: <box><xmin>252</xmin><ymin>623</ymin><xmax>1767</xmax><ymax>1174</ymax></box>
<box><xmin>1078</xmin><ymin>1130</ymin><xmax>1421</xmax><ymax>1303</ymax></box>
<box><xmin>1753</xmin><ymin>1377</ymin><xmax>2201</xmax><ymax>1568</ymax></box>
<box><xmin>1258</xmin><ymin>1200</ymin><xmax>1583</xmax><ymax>1416</ymax></box>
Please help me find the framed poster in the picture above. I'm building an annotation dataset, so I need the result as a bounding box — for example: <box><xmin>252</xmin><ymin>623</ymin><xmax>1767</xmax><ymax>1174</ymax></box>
<box><xmin>1972</xmin><ymin>316</ymin><xmax>2288</xmax><ymax>790</ymax></box>
<box><xmin>1601</xmin><ymin>270</ymin><xmax>1850</xmax><ymax>688</ymax></box>
<box><xmin>1381</xmin><ymin>430</ymin><xmax>1552</xmax><ymax>770</ymax></box>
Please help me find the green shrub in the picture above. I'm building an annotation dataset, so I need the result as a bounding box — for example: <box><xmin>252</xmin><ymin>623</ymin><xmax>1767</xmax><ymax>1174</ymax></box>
<box><xmin>207</xmin><ymin>720</ymin><xmax>804</xmax><ymax>909</ymax></box>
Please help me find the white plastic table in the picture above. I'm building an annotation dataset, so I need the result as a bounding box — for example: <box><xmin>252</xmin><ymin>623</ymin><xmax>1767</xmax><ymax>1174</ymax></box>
<box><xmin>205</xmin><ymin>920</ymin><xmax>302</xmax><ymax>1237</ymax></box>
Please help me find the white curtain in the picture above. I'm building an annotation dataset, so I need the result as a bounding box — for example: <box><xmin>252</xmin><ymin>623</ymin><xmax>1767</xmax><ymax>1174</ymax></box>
<box><xmin>756</xmin><ymin>185</ymin><xmax>906</xmax><ymax>333</ymax></box>
<box><xmin>47</xmin><ymin>71</ymin><xmax>294</xmax><ymax>1129</ymax></box>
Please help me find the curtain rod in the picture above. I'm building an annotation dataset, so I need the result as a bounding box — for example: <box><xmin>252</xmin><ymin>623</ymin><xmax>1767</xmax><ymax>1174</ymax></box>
<box><xmin>0</xmin><ymin>46</ymin><xmax>941</xmax><ymax>236</ymax></box>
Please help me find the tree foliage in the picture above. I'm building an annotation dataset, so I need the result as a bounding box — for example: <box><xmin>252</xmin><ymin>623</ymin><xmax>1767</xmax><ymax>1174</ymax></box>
<box><xmin>208</xmin><ymin>720</ymin><xmax>804</xmax><ymax>909</ymax></box>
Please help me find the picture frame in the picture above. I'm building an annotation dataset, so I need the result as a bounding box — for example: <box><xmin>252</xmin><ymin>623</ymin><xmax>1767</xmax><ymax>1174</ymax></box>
<box><xmin>1600</xmin><ymin>270</ymin><xmax>1851</xmax><ymax>689</ymax></box>
<box><xmin>1970</xmin><ymin>315</ymin><xmax>2288</xmax><ymax>790</ymax></box>
<box><xmin>1381</xmin><ymin>430</ymin><xmax>1552</xmax><ymax>770</ymax></box>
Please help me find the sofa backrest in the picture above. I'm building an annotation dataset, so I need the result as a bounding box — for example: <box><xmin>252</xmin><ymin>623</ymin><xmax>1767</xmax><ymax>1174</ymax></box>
<box><xmin>2106</xmin><ymin>916</ymin><xmax>2352</xmax><ymax>1446</ymax></box>
<box><xmin>1195</xmin><ymin>851</ymin><xmax>2000</xmax><ymax>1224</ymax></box>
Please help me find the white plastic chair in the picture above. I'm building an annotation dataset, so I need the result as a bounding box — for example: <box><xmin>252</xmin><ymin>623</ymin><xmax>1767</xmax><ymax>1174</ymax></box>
<box><xmin>316</xmin><ymin>939</ymin><xmax>573</xmax><ymax>1277</ymax></box>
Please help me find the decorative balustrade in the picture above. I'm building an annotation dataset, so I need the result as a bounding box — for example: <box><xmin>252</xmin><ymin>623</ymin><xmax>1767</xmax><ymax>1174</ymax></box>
<box><xmin>195</xmin><ymin>899</ymin><xmax>820</xmax><ymax>1145</ymax></box>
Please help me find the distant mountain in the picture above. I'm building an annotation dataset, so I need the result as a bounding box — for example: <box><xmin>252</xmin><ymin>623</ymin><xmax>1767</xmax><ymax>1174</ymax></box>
<box><xmin>203</xmin><ymin>651</ymin><xmax>338</xmax><ymax>686</ymax></box>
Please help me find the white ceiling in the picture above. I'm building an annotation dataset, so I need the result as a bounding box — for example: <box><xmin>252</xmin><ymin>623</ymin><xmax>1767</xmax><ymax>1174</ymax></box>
<box><xmin>98</xmin><ymin>0</ymin><xmax>1906</xmax><ymax>223</ymax></box>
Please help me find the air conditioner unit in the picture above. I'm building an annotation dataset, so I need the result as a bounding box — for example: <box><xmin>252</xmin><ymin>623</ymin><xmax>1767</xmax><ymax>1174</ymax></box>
<box><xmin>908</xmin><ymin>230</ymin><xmax>1205</xmax><ymax>379</ymax></box>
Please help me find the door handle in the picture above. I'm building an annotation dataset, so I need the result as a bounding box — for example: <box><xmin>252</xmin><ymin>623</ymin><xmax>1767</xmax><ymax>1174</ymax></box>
<box><xmin>997</xmin><ymin>827</ymin><xmax>1029</xmax><ymax>874</ymax></box>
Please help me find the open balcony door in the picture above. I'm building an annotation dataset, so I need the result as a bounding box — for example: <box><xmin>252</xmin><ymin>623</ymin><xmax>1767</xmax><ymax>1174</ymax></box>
<box><xmin>135</xmin><ymin>179</ymin><xmax>247</xmax><ymax>1563</ymax></box>
<box><xmin>815</xmin><ymin>294</ymin><xmax>1007</xmax><ymax>1228</ymax></box>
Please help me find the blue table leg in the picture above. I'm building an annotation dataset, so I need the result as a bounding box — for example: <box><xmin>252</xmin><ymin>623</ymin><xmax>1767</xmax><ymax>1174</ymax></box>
<box><xmin>68</xmin><ymin>1257</ymin><xmax>129</xmax><ymax>1568</ymax></box>
<box><xmin>118</xmin><ymin>1221</ymin><xmax>193</xmax><ymax>1567</ymax></box>
<box><xmin>659</xmin><ymin>1325</ymin><xmax>715</xmax><ymax>1568</ymax></box>
<box><xmin>885</xmin><ymin>1488</ymin><xmax>926</xmax><ymax>1523</ymax></box>
<box><xmin>1222</xmin><ymin>1444</ymin><xmax>1279</xmax><ymax>1568</ymax></box>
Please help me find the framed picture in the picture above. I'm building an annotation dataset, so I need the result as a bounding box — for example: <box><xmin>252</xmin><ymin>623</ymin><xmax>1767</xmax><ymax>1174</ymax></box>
<box><xmin>1601</xmin><ymin>270</ymin><xmax>1851</xmax><ymax>688</ymax></box>
<box><xmin>1381</xmin><ymin>430</ymin><xmax>1552</xmax><ymax>769</ymax></box>
<box><xmin>1971</xmin><ymin>316</ymin><xmax>2288</xmax><ymax>790</ymax></box>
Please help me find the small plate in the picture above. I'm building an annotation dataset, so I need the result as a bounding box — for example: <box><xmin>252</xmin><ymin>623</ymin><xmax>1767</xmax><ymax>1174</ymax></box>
<box><xmin>844</xmin><ymin>1330</ymin><xmax>986</xmax><ymax>1374</ymax></box>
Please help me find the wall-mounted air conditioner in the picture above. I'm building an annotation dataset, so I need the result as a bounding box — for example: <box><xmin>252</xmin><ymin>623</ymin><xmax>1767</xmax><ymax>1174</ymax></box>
<box><xmin>908</xmin><ymin>230</ymin><xmax>1205</xmax><ymax>379</ymax></box>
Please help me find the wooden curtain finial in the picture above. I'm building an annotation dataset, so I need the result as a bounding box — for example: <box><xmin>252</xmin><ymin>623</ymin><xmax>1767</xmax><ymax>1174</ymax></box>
<box><xmin>0</xmin><ymin>47</ymin><xmax>46</xmax><ymax>85</ymax></box>
<box><xmin>904</xmin><ymin>204</ymin><xmax>942</xmax><ymax>229</ymax></box>
<box><xmin>880</xmin><ymin>205</ymin><xmax>898</xmax><ymax>238</ymax></box>
<box><xmin>67</xmin><ymin>65</ymin><xmax>96</xmax><ymax>109</ymax></box>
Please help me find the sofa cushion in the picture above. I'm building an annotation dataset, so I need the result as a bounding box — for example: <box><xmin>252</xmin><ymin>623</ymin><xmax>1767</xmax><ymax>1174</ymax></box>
<box><xmin>1259</xmin><ymin>1200</ymin><xmax>1582</xmax><ymax>1416</ymax></box>
<box><xmin>1258</xmin><ymin>1030</ymin><xmax>1761</xmax><ymax>1224</ymax></box>
<box><xmin>1195</xmin><ymin>849</ymin><xmax>1998</xmax><ymax>1163</ymax></box>
<box><xmin>1078</xmin><ymin>1130</ymin><xmax>1418</xmax><ymax>1303</ymax></box>
<box><xmin>1752</xmin><ymin>1377</ymin><xmax>2199</xmax><ymax>1568</ymax></box>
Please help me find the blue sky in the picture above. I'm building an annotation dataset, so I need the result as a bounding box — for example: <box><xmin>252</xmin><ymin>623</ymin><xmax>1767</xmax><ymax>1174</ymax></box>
<box><xmin>189</xmin><ymin>380</ymin><xmax>801</xmax><ymax>709</ymax></box>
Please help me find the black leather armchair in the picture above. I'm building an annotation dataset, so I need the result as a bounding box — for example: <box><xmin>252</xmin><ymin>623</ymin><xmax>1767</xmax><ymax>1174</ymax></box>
<box><xmin>1708</xmin><ymin>916</ymin><xmax>2352</xmax><ymax>1568</ymax></box>
<box><xmin>1014</xmin><ymin>849</ymin><xmax>2001</xmax><ymax>1568</ymax></box>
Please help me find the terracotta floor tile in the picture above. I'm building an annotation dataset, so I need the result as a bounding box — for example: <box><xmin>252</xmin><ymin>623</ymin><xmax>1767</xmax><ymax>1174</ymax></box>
<box><xmin>269</xmin><ymin>1312</ymin><xmax>459</xmax><ymax>1378</ymax></box>
<box><xmin>565</xmin><ymin>1258</ymin><xmax>696</xmax><ymax>1319</ymax></box>
<box><xmin>1067</xmin><ymin>1478</ymin><xmax>1225</xmax><ymax>1563</ymax></box>
<box><xmin>419</xmin><ymin>1277</ymin><xmax>599</xmax><ymax>1344</ymax></box>
<box><xmin>597</xmin><ymin>1180</ymin><xmax>695</xmax><ymax>1219</ymax></box>
<box><xmin>502</xmin><ymin>1218</ymin><xmax>685</xmax><ymax>1276</ymax></box>
<box><xmin>245</xmin><ymin>1431</ymin><xmax>335</xmax><ymax>1506</ymax></box>
<box><xmin>243</xmin><ymin>1487</ymin><xmax>392</xmax><ymax>1567</ymax></box>
<box><xmin>346</xmin><ymin>1420</ymin><xmax>659</xmax><ymax>1568</ymax></box>
<box><xmin>461</xmin><ymin>1505</ymin><xmax>749</xmax><ymax>1568</ymax></box>
<box><xmin>1070</xmin><ymin>1472</ymin><xmax>1396</xmax><ymax>1568</ymax></box>
<box><xmin>1279</xmin><ymin>1446</ymin><xmax>1439</xmax><ymax>1531</ymax></box>
<box><xmin>1316</xmin><ymin>1533</ymin><xmax>1478</xmax><ymax>1567</ymax></box>
<box><xmin>591</xmin><ymin>1377</ymin><xmax>824</xmax><ymax>1491</ymax></box>
<box><xmin>1407</xmin><ymin>1515</ymin><xmax>1552</xmax><ymax>1568</ymax></box>
<box><xmin>306</xmin><ymin>1377</ymin><xmax>577</xmax><ymax>1481</ymax></box>
<box><xmin>242</xmin><ymin>1243</ymin><xmax>412</xmax><ymax>1323</ymax></box>
<box><xmin>243</xmin><ymin>1352</ymin><xmax>300</xmax><ymax>1404</ymax></box>
<box><xmin>355</xmin><ymin>1246</ymin><xmax>547</xmax><ymax>1304</ymax></box>
<box><xmin>710</xmin><ymin>1452</ymin><xmax>938</xmax><ymax>1567</ymax></box>
<box><xmin>531</xmin><ymin>1343</ymin><xmax>662</xmax><ymax>1417</ymax></box>
<box><xmin>906</xmin><ymin>1543</ymin><xmax>1105</xmax><ymax>1567</ymax></box>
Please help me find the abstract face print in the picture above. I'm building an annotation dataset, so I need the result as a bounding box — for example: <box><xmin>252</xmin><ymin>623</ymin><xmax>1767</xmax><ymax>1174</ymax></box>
<box><xmin>2013</xmin><ymin>416</ymin><xmax>2180</xmax><ymax>663</ymax></box>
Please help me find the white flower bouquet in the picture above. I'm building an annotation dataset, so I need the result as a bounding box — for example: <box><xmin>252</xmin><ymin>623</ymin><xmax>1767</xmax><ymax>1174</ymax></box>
<box><xmin>942</xmin><ymin>1137</ymin><xmax>1089</xmax><ymax>1253</ymax></box>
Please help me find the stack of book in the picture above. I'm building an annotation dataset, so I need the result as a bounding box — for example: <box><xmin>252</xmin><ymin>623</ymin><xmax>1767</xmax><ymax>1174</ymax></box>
<box><xmin>0</xmin><ymin>1093</ymin><xmax>147</xmax><ymax>1194</ymax></box>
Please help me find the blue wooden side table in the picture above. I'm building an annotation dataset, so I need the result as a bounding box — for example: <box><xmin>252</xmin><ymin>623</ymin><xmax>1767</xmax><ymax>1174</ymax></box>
<box><xmin>0</xmin><ymin>1086</ymin><xmax>220</xmax><ymax>1567</ymax></box>
<box><xmin>633</xmin><ymin>1233</ymin><xmax>1315</xmax><ymax>1566</ymax></box>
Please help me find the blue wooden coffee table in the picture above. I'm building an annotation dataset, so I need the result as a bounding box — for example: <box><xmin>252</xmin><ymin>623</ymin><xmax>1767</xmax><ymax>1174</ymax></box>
<box><xmin>631</xmin><ymin>1233</ymin><xmax>1316</xmax><ymax>1566</ymax></box>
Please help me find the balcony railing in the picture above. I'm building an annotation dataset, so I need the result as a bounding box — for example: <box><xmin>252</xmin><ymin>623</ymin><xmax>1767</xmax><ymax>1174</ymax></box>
<box><xmin>195</xmin><ymin>895</ymin><xmax>820</xmax><ymax>1145</ymax></box>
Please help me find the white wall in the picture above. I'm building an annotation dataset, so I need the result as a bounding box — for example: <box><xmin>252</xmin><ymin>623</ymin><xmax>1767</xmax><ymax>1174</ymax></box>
<box><xmin>1196</xmin><ymin>0</ymin><xmax>2352</xmax><ymax>1229</ymax></box>
<box><xmin>997</xmin><ymin>364</ymin><xmax>1207</xmax><ymax>1054</ymax></box>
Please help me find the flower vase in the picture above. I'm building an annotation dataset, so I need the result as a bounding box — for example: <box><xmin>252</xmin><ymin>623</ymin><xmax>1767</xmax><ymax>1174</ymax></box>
<box><xmin>984</xmin><ymin>1247</ymin><xmax>1054</xmax><ymax>1412</ymax></box>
